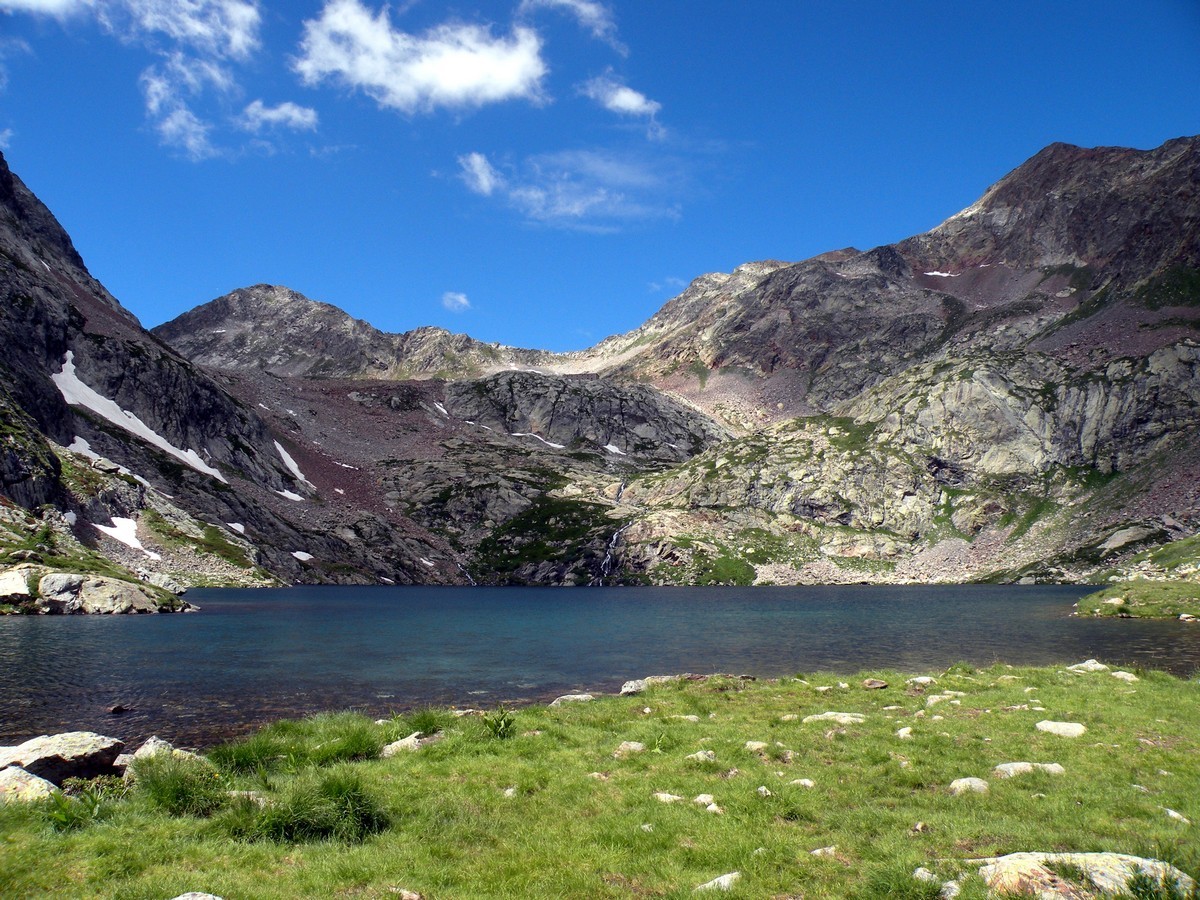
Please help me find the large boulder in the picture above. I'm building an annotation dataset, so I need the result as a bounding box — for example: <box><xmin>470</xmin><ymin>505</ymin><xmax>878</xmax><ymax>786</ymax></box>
<box><xmin>37</xmin><ymin>573</ymin><xmax>161</xmax><ymax>614</ymax></box>
<box><xmin>974</xmin><ymin>852</ymin><xmax>1195</xmax><ymax>898</ymax></box>
<box><xmin>0</xmin><ymin>566</ymin><xmax>41</xmax><ymax>603</ymax></box>
<box><xmin>0</xmin><ymin>731</ymin><xmax>124</xmax><ymax>785</ymax></box>
<box><xmin>0</xmin><ymin>765</ymin><xmax>58</xmax><ymax>802</ymax></box>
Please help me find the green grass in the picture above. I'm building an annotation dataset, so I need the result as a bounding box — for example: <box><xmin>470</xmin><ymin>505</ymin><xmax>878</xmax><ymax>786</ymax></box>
<box><xmin>1</xmin><ymin>665</ymin><xmax>1197</xmax><ymax>898</ymax></box>
<box><xmin>1078</xmin><ymin>580</ymin><xmax>1200</xmax><ymax>619</ymax></box>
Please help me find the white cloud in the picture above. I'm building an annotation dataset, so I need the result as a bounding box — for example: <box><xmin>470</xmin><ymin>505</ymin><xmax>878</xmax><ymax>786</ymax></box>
<box><xmin>155</xmin><ymin>104</ymin><xmax>218</xmax><ymax>159</ymax></box>
<box><xmin>458</xmin><ymin>151</ymin><xmax>503</xmax><ymax>196</ymax></box>
<box><xmin>241</xmin><ymin>99</ymin><xmax>318</xmax><ymax>131</ymax></box>
<box><xmin>456</xmin><ymin>148</ymin><xmax>681</xmax><ymax>229</ymax></box>
<box><xmin>580</xmin><ymin>73</ymin><xmax>663</xmax><ymax>138</ymax></box>
<box><xmin>109</xmin><ymin>0</ymin><xmax>261</xmax><ymax>59</ymax></box>
<box><xmin>295</xmin><ymin>0</ymin><xmax>547</xmax><ymax>114</ymax></box>
<box><xmin>139</xmin><ymin>57</ymin><xmax>225</xmax><ymax>159</ymax></box>
<box><xmin>0</xmin><ymin>127</ymin><xmax>12</xmax><ymax>149</ymax></box>
<box><xmin>517</xmin><ymin>0</ymin><xmax>623</xmax><ymax>53</ymax></box>
<box><xmin>0</xmin><ymin>0</ymin><xmax>94</xmax><ymax>16</ymax></box>
<box><xmin>442</xmin><ymin>291</ymin><xmax>470</xmax><ymax>312</ymax></box>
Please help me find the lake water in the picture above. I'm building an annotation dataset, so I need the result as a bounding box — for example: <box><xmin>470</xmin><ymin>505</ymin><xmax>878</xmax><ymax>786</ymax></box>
<box><xmin>2</xmin><ymin>585</ymin><xmax>1198</xmax><ymax>748</ymax></box>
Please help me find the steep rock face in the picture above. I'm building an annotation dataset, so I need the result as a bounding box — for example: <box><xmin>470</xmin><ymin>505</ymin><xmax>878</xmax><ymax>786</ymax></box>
<box><xmin>444</xmin><ymin>371</ymin><xmax>727</xmax><ymax>463</ymax></box>
<box><xmin>153</xmin><ymin>284</ymin><xmax>556</xmax><ymax>379</ymax></box>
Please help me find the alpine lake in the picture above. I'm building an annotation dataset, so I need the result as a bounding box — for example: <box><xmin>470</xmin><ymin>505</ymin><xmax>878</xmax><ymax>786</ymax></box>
<box><xmin>2</xmin><ymin>584</ymin><xmax>1198</xmax><ymax>748</ymax></box>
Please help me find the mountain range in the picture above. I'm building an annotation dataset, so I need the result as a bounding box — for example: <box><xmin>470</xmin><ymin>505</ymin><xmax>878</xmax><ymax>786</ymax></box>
<box><xmin>1</xmin><ymin>135</ymin><xmax>1198</xmax><ymax>596</ymax></box>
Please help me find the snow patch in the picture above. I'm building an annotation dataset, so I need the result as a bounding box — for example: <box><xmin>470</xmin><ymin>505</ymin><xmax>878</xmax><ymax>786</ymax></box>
<box><xmin>40</xmin><ymin>260</ymin><xmax>51</xmax><ymax>272</ymax></box>
<box><xmin>923</xmin><ymin>271</ymin><xmax>960</xmax><ymax>278</ymax></box>
<box><xmin>291</xmin><ymin>551</ymin><xmax>314</xmax><ymax>562</ymax></box>
<box><xmin>603</xmin><ymin>443</ymin><xmax>627</xmax><ymax>456</ymax></box>
<box><xmin>419</xmin><ymin>557</ymin><xmax>434</xmax><ymax>568</ymax></box>
<box><xmin>211</xmin><ymin>329</ymin><xmax>227</xmax><ymax>334</ymax></box>
<box><xmin>64</xmin><ymin>511</ymin><xmax>77</xmax><ymax>526</ymax></box>
<box><xmin>433</xmin><ymin>402</ymin><xmax>449</xmax><ymax>417</ymax></box>
<box><xmin>334</xmin><ymin>488</ymin><xmax>345</xmax><ymax>495</ymax></box>
<box><xmin>258</xmin><ymin>403</ymin><xmax>270</xmax><ymax>411</ymax></box>
<box><xmin>274</xmin><ymin>440</ymin><xmax>313</xmax><ymax>487</ymax></box>
<box><xmin>336</xmin><ymin>462</ymin><xmax>358</xmax><ymax>470</ymax></box>
<box><xmin>52</xmin><ymin>352</ymin><xmax>226</xmax><ymax>483</ymax></box>
<box><xmin>95</xmin><ymin>516</ymin><xmax>161</xmax><ymax>561</ymax></box>
<box><xmin>276</xmin><ymin>490</ymin><xmax>304</xmax><ymax>502</ymax></box>
<box><xmin>227</xmin><ymin>522</ymin><xmax>245</xmax><ymax>534</ymax></box>
<box><xmin>512</xmin><ymin>432</ymin><xmax>566</xmax><ymax>449</ymax></box>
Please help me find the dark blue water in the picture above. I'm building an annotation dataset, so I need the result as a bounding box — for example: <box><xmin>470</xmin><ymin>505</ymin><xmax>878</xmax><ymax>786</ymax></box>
<box><xmin>2</xmin><ymin>585</ymin><xmax>1197</xmax><ymax>747</ymax></box>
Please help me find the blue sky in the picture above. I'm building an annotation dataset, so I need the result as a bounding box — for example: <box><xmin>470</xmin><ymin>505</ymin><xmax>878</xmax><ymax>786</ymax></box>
<box><xmin>2</xmin><ymin>0</ymin><xmax>1198</xmax><ymax>352</ymax></box>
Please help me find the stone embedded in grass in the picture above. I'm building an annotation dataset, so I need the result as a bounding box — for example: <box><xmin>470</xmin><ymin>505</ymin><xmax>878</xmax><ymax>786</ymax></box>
<box><xmin>381</xmin><ymin>732</ymin><xmax>423</xmax><ymax>756</ymax></box>
<box><xmin>705</xmin><ymin>802</ymin><xmax>723</xmax><ymax>814</ymax></box>
<box><xmin>0</xmin><ymin>765</ymin><xmax>58</xmax><ymax>802</ymax></box>
<box><xmin>862</xmin><ymin>679</ymin><xmax>888</xmax><ymax>690</ymax></box>
<box><xmin>686</xmin><ymin>750</ymin><xmax>716</xmax><ymax>763</ymax></box>
<box><xmin>810</xmin><ymin>845</ymin><xmax>837</xmax><ymax>857</ymax></box>
<box><xmin>1163</xmin><ymin>807</ymin><xmax>1192</xmax><ymax>825</ymax></box>
<box><xmin>744</xmin><ymin>740</ymin><xmax>768</xmax><ymax>752</ymax></box>
<box><xmin>993</xmin><ymin>762</ymin><xmax>1065</xmax><ymax>778</ymax></box>
<box><xmin>640</xmin><ymin>823</ymin><xmax>654</xmax><ymax>832</ymax></box>
<box><xmin>896</xmin><ymin>727</ymin><xmax>913</xmax><ymax>739</ymax></box>
<box><xmin>949</xmin><ymin>777</ymin><xmax>989</xmax><ymax>795</ymax></box>
<box><xmin>653</xmin><ymin>792</ymin><xmax>683</xmax><ymax>803</ymax></box>
<box><xmin>227</xmin><ymin>790</ymin><xmax>269</xmax><ymax>808</ymax></box>
<box><xmin>907</xmin><ymin>676</ymin><xmax>937</xmax><ymax>686</ymax></box>
<box><xmin>1067</xmin><ymin>659</ymin><xmax>1109</xmax><ymax>673</ymax></box>
<box><xmin>587</xmin><ymin>771</ymin><xmax>609</xmax><ymax>780</ymax></box>
<box><xmin>1036</xmin><ymin>721</ymin><xmax>1086</xmax><ymax>738</ymax></box>
<box><xmin>614</xmin><ymin>741</ymin><xmax>646</xmax><ymax>758</ymax></box>
<box><xmin>974</xmin><ymin>852</ymin><xmax>1196</xmax><ymax>897</ymax></box>
<box><xmin>780</xmin><ymin>714</ymin><xmax>798</xmax><ymax>721</ymax></box>
<box><xmin>926</xmin><ymin>692</ymin><xmax>965</xmax><ymax>707</ymax></box>
<box><xmin>695</xmin><ymin>871</ymin><xmax>740</xmax><ymax>892</ymax></box>
<box><xmin>693</xmin><ymin>793</ymin><xmax>715</xmax><ymax>805</ymax></box>
<box><xmin>169</xmin><ymin>894</ymin><xmax>225</xmax><ymax>900</ymax></box>
<box><xmin>0</xmin><ymin>731</ymin><xmax>124</xmax><ymax>785</ymax></box>
<box><xmin>756</xmin><ymin>785</ymin><xmax>772</xmax><ymax>797</ymax></box>
<box><xmin>1111</xmin><ymin>671</ymin><xmax>1139</xmax><ymax>683</ymax></box>
<box><xmin>789</xmin><ymin>778</ymin><xmax>815</xmax><ymax>788</ymax></box>
<box><xmin>670</xmin><ymin>714</ymin><xmax>701</xmax><ymax>723</ymax></box>
<box><xmin>802</xmin><ymin>712</ymin><xmax>865</xmax><ymax>725</ymax></box>
<box><xmin>549</xmin><ymin>693</ymin><xmax>595</xmax><ymax>706</ymax></box>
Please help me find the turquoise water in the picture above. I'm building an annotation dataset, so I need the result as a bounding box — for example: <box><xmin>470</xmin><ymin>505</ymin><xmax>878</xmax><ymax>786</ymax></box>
<box><xmin>2</xmin><ymin>584</ymin><xmax>1197</xmax><ymax>747</ymax></box>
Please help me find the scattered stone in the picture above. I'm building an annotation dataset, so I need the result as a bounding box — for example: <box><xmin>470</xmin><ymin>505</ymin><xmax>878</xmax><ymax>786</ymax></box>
<box><xmin>974</xmin><ymin>852</ymin><xmax>1195</xmax><ymax>898</ymax></box>
<box><xmin>0</xmin><ymin>731</ymin><xmax>124</xmax><ymax>785</ymax></box>
<box><xmin>380</xmin><ymin>732</ymin><xmax>423</xmax><ymax>756</ymax></box>
<box><xmin>389</xmin><ymin>891</ymin><xmax>423</xmax><ymax>900</ymax></box>
<box><xmin>810</xmin><ymin>846</ymin><xmax>837</xmax><ymax>857</ymax></box>
<box><xmin>670</xmin><ymin>714</ymin><xmax>701</xmax><ymax>723</ymax></box>
<box><xmin>502</xmin><ymin>786</ymin><xmax>517</xmax><ymax>798</ymax></box>
<box><xmin>862</xmin><ymin>678</ymin><xmax>888</xmax><ymax>690</ymax></box>
<box><xmin>705</xmin><ymin>803</ymin><xmax>724</xmax><ymax>814</ymax></box>
<box><xmin>108</xmin><ymin>704</ymin><xmax>130</xmax><ymax>715</ymax></box>
<box><xmin>227</xmin><ymin>790</ymin><xmax>269</xmax><ymax>807</ymax></box>
<box><xmin>587</xmin><ymin>771</ymin><xmax>609</xmax><ymax>781</ymax></box>
<box><xmin>686</xmin><ymin>750</ymin><xmax>716</xmax><ymax>763</ymax></box>
<box><xmin>837</xmin><ymin>682</ymin><xmax>849</xmax><ymax>689</ymax></box>
<box><xmin>802</xmin><ymin>712</ymin><xmax>865</xmax><ymax>725</ymax></box>
<box><xmin>940</xmin><ymin>881</ymin><xmax>961</xmax><ymax>899</ymax></box>
<box><xmin>693</xmin><ymin>793</ymin><xmax>715</xmax><ymax>805</ymax></box>
<box><xmin>789</xmin><ymin>778</ymin><xmax>815</xmax><ymax>788</ymax></box>
<box><xmin>1163</xmin><ymin>807</ymin><xmax>1192</xmax><ymax>825</ymax></box>
<box><xmin>653</xmin><ymin>792</ymin><xmax>683</xmax><ymax>803</ymax></box>
<box><xmin>896</xmin><ymin>727</ymin><xmax>913</xmax><ymax>740</ymax></box>
<box><xmin>169</xmin><ymin>894</ymin><xmax>225</xmax><ymax>900</ymax></box>
<box><xmin>614</xmin><ymin>741</ymin><xmax>646</xmax><ymax>758</ymax></box>
<box><xmin>134</xmin><ymin>736</ymin><xmax>176</xmax><ymax>759</ymax></box>
<box><xmin>949</xmin><ymin>777</ymin><xmax>989</xmax><ymax>795</ymax></box>
<box><xmin>907</xmin><ymin>676</ymin><xmax>937</xmax><ymax>686</ymax></box>
<box><xmin>640</xmin><ymin>823</ymin><xmax>653</xmax><ymax>832</ymax></box>
<box><xmin>882</xmin><ymin>705</ymin><xmax>906</xmax><ymax>711</ymax></box>
<box><xmin>1111</xmin><ymin>671</ymin><xmax>1139</xmax><ymax>683</ymax></box>
<box><xmin>815</xmin><ymin>685</ymin><xmax>832</xmax><ymax>693</ymax></box>
<box><xmin>549</xmin><ymin>693</ymin><xmax>594</xmax><ymax>706</ymax></box>
<box><xmin>744</xmin><ymin>740</ymin><xmax>768</xmax><ymax>752</ymax></box>
<box><xmin>756</xmin><ymin>785</ymin><xmax>772</xmax><ymax>797</ymax></box>
<box><xmin>0</xmin><ymin>765</ymin><xmax>58</xmax><ymax>802</ymax></box>
<box><xmin>1036</xmin><ymin>720</ymin><xmax>1086</xmax><ymax>738</ymax></box>
<box><xmin>1067</xmin><ymin>659</ymin><xmax>1110</xmax><ymax>673</ymax></box>
<box><xmin>913</xmin><ymin>868</ymin><xmax>939</xmax><ymax>884</ymax></box>
<box><xmin>926</xmin><ymin>692</ymin><xmax>965</xmax><ymax>707</ymax></box>
<box><xmin>994</xmin><ymin>762</ymin><xmax>1065</xmax><ymax>778</ymax></box>
<box><xmin>780</xmin><ymin>714</ymin><xmax>799</xmax><ymax>721</ymax></box>
<box><xmin>695</xmin><ymin>872</ymin><xmax>740</xmax><ymax>892</ymax></box>
<box><xmin>620</xmin><ymin>675</ymin><xmax>687</xmax><ymax>695</ymax></box>
<box><xmin>1180</xmin><ymin>613</ymin><xmax>1197</xmax><ymax>622</ymax></box>
<box><xmin>910</xmin><ymin>821</ymin><xmax>930</xmax><ymax>834</ymax></box>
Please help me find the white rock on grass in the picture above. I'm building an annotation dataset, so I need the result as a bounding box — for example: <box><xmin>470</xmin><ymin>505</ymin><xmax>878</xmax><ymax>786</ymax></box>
<box><xmin>614</xmin><ymin>741</ymin><xmax>646</xmax><ymax>758</ymax></box>
<box><xmin>670</xmin><ymin>714</ymin><xmax>701</xmax><ymax>723</ymax></box>
<box><xmin>653</xmin><ymin>792</ymin><xmax>683</xmax><ymax>803</ymax></box>
<box><xmin>926</xmin><ymin>692</ymin><xmax>965</xmax><ymax>707</ymax></box>
<box><xmin>0</xmin><ymin>766</ymin><xmax>58</xmax><ymax>803</ymax></box>
<box><xmin>744</xmin><ymin>740</ymin><xmax>768</xmax><ymax>752</ymax></box>
<box><xmin>1036</xmin><ymin>720</ymin><xmax>1086</xmax><ymax>738</ymax></box>
<box><xmin>1112</xmin><ymin>671</ymin><xmax>1140</xmax><ymax>683</ymax></box>
<box><xmin>949</xmin><ymin>777</ymin><xmax>989</xmax><ymax>795</ymax></box>
<box><xmin>802</xmin><ymin>712</ymin><xmax>865</xmax><ymax>725</ymax></box>
<box><xmin>1163</xmin><ymin>807</ymin><xmax>1192</xmax><ymax>825</ymax></box>
<box><xmin>756</xmin><ymin>785</ymin><xmax>772</xmax><ymax>797</ymax></box>
<box><xmin>380</xmin><ymin>732</ymin><xmax>423</xmax><ymax>756</ymax></box>
<box><xmin>549</xmin><ymin>693</ymin><xmax>595</xmax><ymax>706</ymax></box>
<box><xmin>695</xmin><ymin>872</ymin><xmax>740</xmax><ymax>892</ymax></box>
<box><xmin>0</xmin><ymin>731</ymin><xmax>124</xmax><ymax>784</ymax></box>
<box><xmin>907</xmin><ymin>676</ymin><xmax>937</xmax><ymax>686</ymax></box>
<box><xmin>169</xmin><ymin>894</ymin><xmax>226</xmax><ymax>900</ymax></box>
<box><xmin>994</xmin><ymin>762</ymin><xmax>1065</xmax><ymax>778</ymax></box>
<box><xmin>975</xmin><ymin>852</ymin><xmax>1195</xmax><ymax>897</ymax></box>
<box><xmin>686</xmin><ymin>750</ymin><xmax>716</xmax><ymax>763</ymax></box>
<box><xmin>897</xmin><ymin>727</ymin><xmax>913</xmax><ymax>739</ymax></box>
<box><xmin>693</xmin><ymin>794</ymin><xmax>715</xmax><ymax>805</ymax></box>
<box><xmin>810</xmin><ymin>846</ymin><xmax>837</xmax><ymax>857</ymax></box>
<box><xmin>1067</xmin><ymin>659</ymin><xmax>1109</xmax><ymax>673</ymax></box>
<box><xmin>789</xmin><ymin>778</ymin><xmax>815</xmax><ymax>788</ymax></box>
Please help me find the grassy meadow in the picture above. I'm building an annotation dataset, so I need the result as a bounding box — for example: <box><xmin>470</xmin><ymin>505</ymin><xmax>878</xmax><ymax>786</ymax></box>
<box><xmin>1</xmin><ymin>663</ymin><xmax>1197</xmax><ymax>898</ymax></box>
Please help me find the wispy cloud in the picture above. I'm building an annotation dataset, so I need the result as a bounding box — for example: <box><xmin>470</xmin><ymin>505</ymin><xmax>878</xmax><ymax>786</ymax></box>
<box><xmin>240</xmin><ymin>99</ymin><xmax>318</xmax><ymax>132</ymax></box>
<box><xmin>648</xmin><ymin>276</ymin><xmax>687</xmax><ymax>293</ymax></box>
<box><xmin>457</xmin><ymin>148</ymin><xmax>682</xmax><ymax>229</ymax></box>
<box><xmin>0</xmin><ymin>0</ymin><xmax>93</xmax><ymax>16</ymax></box>
<box><xmin>0</xmin><ymin>127</ymin><xmax>12</xmax><ymax>150</ymax></box>
<box><xmin>580</xmin><ymin>72</ymin><xmax>663</xmax><ymax>137</ymax></box>
<box><xmin>106</xmin><ymin>0</ymin><xmax>261</xmax><ymax>59</ymax></box>
<box><xmin>517</xmin><ymin>0</ymin><xmax>624</xmax><ymax>54</ymax></box>
<box><xmin>441</xmin><ymin>291</ymin><xmax>471</xmax><ymax>312</ymax></box>
<box><xmin>139</xmin><ymin>51</ymin><xmax>233</xmax><ymax>159</ymax></box>
<box><xmin>295</xmin><ymin>0</ymin><xmax>547</xmax><ymax>114</ymax></box>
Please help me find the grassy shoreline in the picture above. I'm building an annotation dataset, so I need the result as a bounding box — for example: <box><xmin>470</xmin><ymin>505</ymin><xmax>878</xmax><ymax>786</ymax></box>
<box><xmin>1078</xmin><ymin>580</ymin><xmax>1200</xmax><ymax>620</ymax></box>
<box><xmin>2</xmin><ymin>662</ymin><xmax>1197</xmax><ymax>898</ymax></box>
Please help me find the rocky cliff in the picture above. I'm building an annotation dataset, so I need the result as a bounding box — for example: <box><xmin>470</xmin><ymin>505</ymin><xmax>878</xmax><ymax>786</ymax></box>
<box><xmin>4</xmin><ymin>136</ymin><xmax>1200</xmax><ymax>590</ymax></box>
